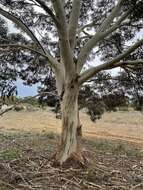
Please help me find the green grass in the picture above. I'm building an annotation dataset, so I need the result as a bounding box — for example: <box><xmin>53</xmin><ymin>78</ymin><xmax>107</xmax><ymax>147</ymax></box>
<box><xmin>0</xmin><ymin>148</ymin><xmax>22</xmax><ymax>160</ymax></box>
<box><xmin>85</xmin><ymin>138</ymin><xmax>143</xmax><ymax>157</ymax></box>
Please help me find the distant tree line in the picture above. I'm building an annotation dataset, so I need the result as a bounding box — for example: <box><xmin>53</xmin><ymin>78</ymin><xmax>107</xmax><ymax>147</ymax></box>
<box><xmin>37</xmin><ymin>69</ymin><xmax>143</xmax><ymax>121</ymax></box>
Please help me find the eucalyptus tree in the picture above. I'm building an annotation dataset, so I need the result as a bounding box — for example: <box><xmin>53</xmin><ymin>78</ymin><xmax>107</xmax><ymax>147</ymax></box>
<box><xmin>117</xmin><ymin>69</ymin><xmax>143</xmax><ymax>110</ymax></box>
<box><xmin>0</xmin><ymin>0</ymin><xmax>143</xmax><ymax>165</ymax></box>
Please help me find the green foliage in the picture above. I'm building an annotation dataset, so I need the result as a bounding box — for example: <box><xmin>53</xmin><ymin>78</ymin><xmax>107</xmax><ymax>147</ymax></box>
<box><xmin>20</xmin><ymin>97</ymin><xmax>39</xmax><ymax>106</ymax></box>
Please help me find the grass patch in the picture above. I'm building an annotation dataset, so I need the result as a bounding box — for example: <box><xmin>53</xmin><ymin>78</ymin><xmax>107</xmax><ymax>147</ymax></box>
<box><xmin>85</xmin><ymin>138</ymin><xmax>143</xmax><ymax>157</ymax></box>
<box><xmin>0</xmin><ymin>148</ymin><xmax>22</xmax><ymax>160</ymax></box>
<box><xmin>44</xmin><ymin>132</ymin><xmax>57</xmax><ymax>139</ymax></box>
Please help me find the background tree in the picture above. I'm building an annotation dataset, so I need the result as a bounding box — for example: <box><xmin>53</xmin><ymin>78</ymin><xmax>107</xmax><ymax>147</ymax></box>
<box><xmin>0</xmin><ymin>17</ymin><xmax>18</xmax><ymax>104</ymax></box>
<box><xmin>0</xmin><ymin>0</ymin><xmax>143</xmax><ymax>165</ymax></box>
<box><xmin>117</xmin><ymin>69</ymin><xmax>143</xmax><ymax>111</ymax></box>
<box><xmin>37</xmin><ymin>71</ymin><xmax>129</xmax><ymax>121</ymax></box>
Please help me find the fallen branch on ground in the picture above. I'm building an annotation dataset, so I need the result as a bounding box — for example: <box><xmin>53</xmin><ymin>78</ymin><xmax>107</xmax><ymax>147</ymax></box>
<box><xmin>0</xmin><ymin>105</ymin><xmax>14</xmax><ymax>116</ymax></box>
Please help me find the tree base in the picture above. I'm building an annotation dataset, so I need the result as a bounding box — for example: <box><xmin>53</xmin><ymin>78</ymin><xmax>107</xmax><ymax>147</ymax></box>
<box><xmin>52</xmin><ymin>151</ymin><xmax>90</xmax><ymax>169</ymax></box>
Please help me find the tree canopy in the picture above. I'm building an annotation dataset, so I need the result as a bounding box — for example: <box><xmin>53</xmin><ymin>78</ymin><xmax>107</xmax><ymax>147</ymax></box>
<box><xmin>0</xmin><ymin>0</ymin><xmax>142</xmax><ymax>78</ymax></box>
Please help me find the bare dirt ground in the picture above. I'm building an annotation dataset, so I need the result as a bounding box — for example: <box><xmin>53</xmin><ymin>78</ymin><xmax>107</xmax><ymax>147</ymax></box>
<box><xmin>0</xmin><ymin>110</ymin><xmax>143</xmax><ymax>146</ymax></box>
<box><xmin>0</xmin><ymin>110</ymin><xmax>143</xmax><ymax>190</ymax></box>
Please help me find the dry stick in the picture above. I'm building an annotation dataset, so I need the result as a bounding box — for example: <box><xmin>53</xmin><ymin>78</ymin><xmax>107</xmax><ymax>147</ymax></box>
<box><xmin>18</xmin><ymin>183</ymin><xmax>35</xmax><ymax>190</ymax></box>
<box><xmin>84</xmin><ymin>181</ymin><xmax>102</xmax><ymax>189</ymax></box>
<box><xmin>0</xmin><ymin>179</ymin><xmax>17</xmax><ymax>189</ymax></box>
<box><xmin>61</xmin><ymin>177</ymin><xmax>81</xmax><ymax>188</ymax></box>
<box><xmin>0</xmin><ymin>105</ymin><xmax>14</xmax><ymax>116</ymax></box>
<box><xmin>4</xmin><ymin>163</ymin><xmax>35</xmax><ymax>190</ymax></box>
<box><xmin>131</xmin><ymin>183</ymin><xmax>143</xmax><ymax>190</ymax></box>
<box><xmin>0</xmin><ymin>163</ymin><xmax>29</xmax><ymax>189</ymax></box>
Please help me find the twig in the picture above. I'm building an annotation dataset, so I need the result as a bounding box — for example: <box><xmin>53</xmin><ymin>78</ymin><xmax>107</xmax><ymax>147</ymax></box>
<box><xmin>0</xmin><ymin>179</ymin><xmax>16</xmax><ymax>189</ymax></box>
<box><xmin>18</xmin><ymin>183</ymin><xmax>35</xmax><ymax>190</ymax></box>
<box><xmin>83</xmin><ymin>181</ymin><xmax>102</xmax><ymax>189</ymax></box>
<box><xmin>131</xmin><ymin>183</ymin><xmax>143</xmax><ymax>190</ymax></box>
<box><xmin>61</xmin><ymin>177</ymin><xmax>81</xmax><ymax>188</ymax></box>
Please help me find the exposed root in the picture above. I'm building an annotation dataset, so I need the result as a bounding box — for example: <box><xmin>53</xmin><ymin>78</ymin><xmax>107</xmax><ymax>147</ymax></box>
<box><xmin>52</xmin><ymin>150</ymin><xmax>90</xmax><ymax>169</ymax></box>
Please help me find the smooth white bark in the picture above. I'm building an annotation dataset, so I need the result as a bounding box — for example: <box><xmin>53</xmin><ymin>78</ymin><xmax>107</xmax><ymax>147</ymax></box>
<box><xmin>57</xmin><ymin>83</ymin><xmax>79</xmax><ymax>164</ymax></box>
<box><xmin>51</xmin><ymin>0</ymin><xmax>75</xmax><ymax>77</ymax></box>
<box><xmin>68</xmin><ymin>0</ymin><xmax>81</xmax><ymax>50</ymax></box>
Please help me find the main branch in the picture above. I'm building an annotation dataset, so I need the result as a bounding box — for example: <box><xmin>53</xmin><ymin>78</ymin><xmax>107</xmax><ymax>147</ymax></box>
<box><xmin>79</xmin><ymin>39</ymin><xmax>143</xmax><ymax>85</ymax></box>
<box><xmin>51</xmin><ymin>0</ymin><xmax>75</xmax><ymax>77</ymax></box>
<box><xmin>68</xmin><ymin>0</ymin><xmax>81</xmax><ymax>50</ymax></box>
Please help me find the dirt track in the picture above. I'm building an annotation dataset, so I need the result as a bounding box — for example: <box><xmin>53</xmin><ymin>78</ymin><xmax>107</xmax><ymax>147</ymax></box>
<box><xmin>0</xmin><ymin>110</ymin><xmax>143</xmax><ymax>146</ymax></box>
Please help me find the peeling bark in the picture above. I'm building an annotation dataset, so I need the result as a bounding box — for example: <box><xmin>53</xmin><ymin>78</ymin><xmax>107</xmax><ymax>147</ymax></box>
<box><xmin>54</xmin><ymin>79</ymin><xmax>84</xmax><ymax>166</ymax></box>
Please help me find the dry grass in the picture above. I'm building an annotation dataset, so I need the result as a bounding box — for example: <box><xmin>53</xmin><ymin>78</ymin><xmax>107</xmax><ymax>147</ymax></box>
<box><xmin>0</xmin><ymin>109</ymin><xmax>143</xmax><ymax>146</ymax></box>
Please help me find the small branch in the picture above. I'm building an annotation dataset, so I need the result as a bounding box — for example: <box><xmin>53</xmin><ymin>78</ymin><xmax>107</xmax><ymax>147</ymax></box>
<box><xmin>0</xmin><ymin>44</ymin><xmax>59</xmax><ymax>70</ymax></box>
<box><xmin>0</xmin><ymin>44</ymin><xmax>46</xmax><ymax>57</ymax></box>
<box><xmin>61</xmin><ymin>177</ymin><xmax>81</xmax><ymax>188</ymax></box>
<box><xmin>78</xmin><ymin>21</ymin><xmax>98</xmax><ymax>34</ymax></box>
<box><xmin>112</xmin><ymin>60</ymin><xmax>143</xmax><ymax>68</ymax></box>
<box><xmin>77</xmin><ymin>10</ymin><xmax>129</xmax><ymax>73</ymax></box>
<box><xmin>131</xmin><ymin>183</ymin><xmax>143</xmax><ymax>190</ymax></box>
<box><xmin>34</xmin><ymin>0</ymin><xmax>59</xmax><ymax>26</ymax></box>
<box><xmin>82</xmin><ymin>30</ymin><xmax>93</xmax><ymax>38</ymax></box>
<box><xmin>0</xmin><ymin>7</ymin><xmax>45</xmax><ymax>54</ymax></box>
<box><xmin>0</xmin><ymin>179</ymin><xmax>15</xmax><ymax>189</ymax></box>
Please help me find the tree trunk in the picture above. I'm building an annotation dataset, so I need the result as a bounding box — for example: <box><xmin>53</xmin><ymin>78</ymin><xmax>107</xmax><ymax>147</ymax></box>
<box><xmin>54</xmin><ymin>80</ymin><xmax>84</xmax><ymax>166</ymax></box>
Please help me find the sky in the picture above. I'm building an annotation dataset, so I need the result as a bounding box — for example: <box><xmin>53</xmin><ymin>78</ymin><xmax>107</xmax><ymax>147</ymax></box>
<box><xmin>15</xmin><ymin>80</ymin><xmax>38</xmax><ymax>97</ymax></box>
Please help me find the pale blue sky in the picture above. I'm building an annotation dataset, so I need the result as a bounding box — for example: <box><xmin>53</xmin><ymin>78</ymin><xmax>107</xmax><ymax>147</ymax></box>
<box><xmin>15</xmin><ymin>80</ymin><xmax>38</xmax><ymax>97</ymax></box>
